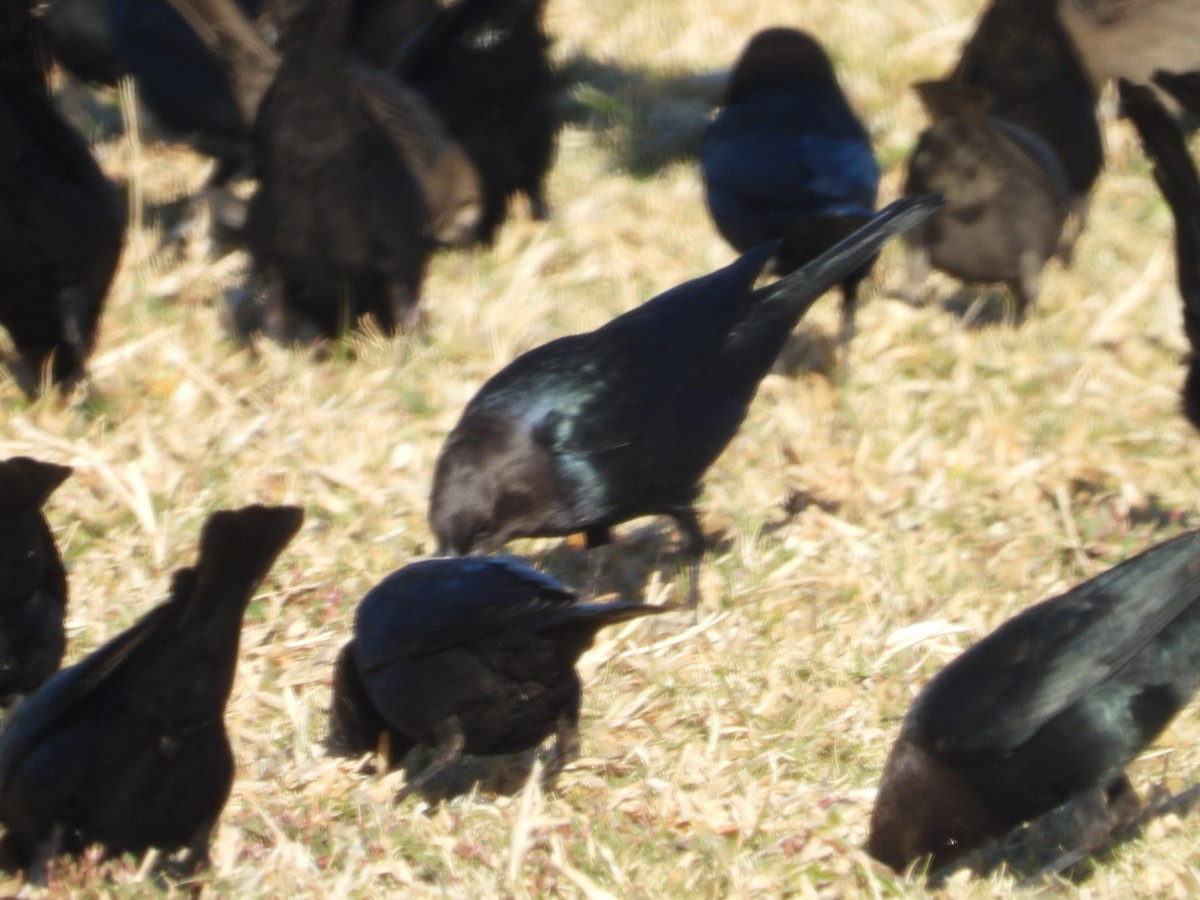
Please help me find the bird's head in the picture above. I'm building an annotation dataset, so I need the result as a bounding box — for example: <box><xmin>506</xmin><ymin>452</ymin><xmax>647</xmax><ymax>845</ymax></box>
<box><xmin>867</xmin><ymin>733</ymin><xmax>998</xmax><ymax>875</ymax></box>
<box><xmin>429</xmin><ymin>411</ymin><xmax>560</xmax><ymax>556</ymax></box>
<box><xmin>727</xmin><ymin>28</ymin><xmax>837</xmax><ymax>102</ymax></box>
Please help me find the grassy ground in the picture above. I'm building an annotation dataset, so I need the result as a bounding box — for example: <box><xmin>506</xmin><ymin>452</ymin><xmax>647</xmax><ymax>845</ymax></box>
<box><xmin>7</xmin><ymin>0</ymin><xmax>1200</xmax><ymax>895</ymax></box>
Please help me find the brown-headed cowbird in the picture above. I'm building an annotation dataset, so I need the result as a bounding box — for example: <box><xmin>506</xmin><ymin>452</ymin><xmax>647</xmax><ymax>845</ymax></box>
<box><xmin>243</xmin><ymin>0</ymin><xmax>481</xmax><ymax>340</ymax></box>
<box><xmin>953</xmin><ymin>0</ymin><xmax>1102</xmax><ymax>260</ymax></box>
<box><xmin>328</xmin><ymin>557</ymin><xmax>671</xmax><ymax>798</ymax></box>
<box><xmin>392</xmin><ymin>0</ymin><xmax>559</xmax><ymax>242</ymax></box>
<box><xmin>1119</xmin><ymin>77</ymin><xmax>1200</xmax><ymax>431</ymax></box>
<box><xmin>429</xmin><ymin>198</ymin><xmax>938</xmax><ymax>608</ymax></box>
<box><xmin>0</xmin><ymin>457</ymin><xmax>71</xmax><ymax>706</ymax></box>
<box><xmin>0</xmin><ymin>5</ymin><xmax>125</xmax><ymax>393</ymax></box>
<box><xmin>868</xmin><ymin>528</ymin><xmax>1200</xmax><ymax>874</ymax></box>
<box><xmin>901</xmin><ymin>80</ymin><xmax>1070</xmax><ymax>323</ymax></box>
<box><xmin>700</xmin><ymin>28</ymin><xmax>880</xmax><ymax>356</ymax></box>
<box><xmin>0</xmin><ymin>504</ymin><xmax>303</xmax><ymax>873</ymax></box>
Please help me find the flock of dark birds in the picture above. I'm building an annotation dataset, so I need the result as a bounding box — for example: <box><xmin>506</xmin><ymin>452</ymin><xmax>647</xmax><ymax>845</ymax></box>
<box><xmin>3</xmin><ymin>0</ymin><xmax>1200</xmax><ymax>889</ymax></box>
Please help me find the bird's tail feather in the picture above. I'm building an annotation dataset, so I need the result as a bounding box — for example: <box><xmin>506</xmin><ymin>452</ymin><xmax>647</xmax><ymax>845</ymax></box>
<box><xmin>760</xmin><ymin>195</ymin><xmax>940</xmax><ymax>322</ymax></box>
<box><xmin>542</xmin><ymin>600</ymin><xmax>676</xmax><ymax>632</ymax></box>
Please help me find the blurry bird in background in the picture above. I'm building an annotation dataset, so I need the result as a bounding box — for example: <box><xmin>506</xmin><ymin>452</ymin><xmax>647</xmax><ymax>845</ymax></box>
<box><xmin>0</xmin><ymin>3</ymin><xmax>125</xmax><ymax>394</ymax></box>
<box><xmin>391</xmin><ymin>0</ymin><xmax>560</xmax><ymax>243</ymax></box>
<box><xmin>700</xmin><ymin>28</ymin><xmax>880</xmax><ymax>362</ymax></box>
<box><xmin>0</xmin><ymin>458</ymin><xmax>72</xmax><ymax>707</ymax></box>
<box><xmin>242</xmin><ymin>0</ymin><xmax>481</xmax><ymax>341</ymax></box>
<box><xmin>329</xmin><ymin>557</ymin><xmax>671</xmax><ymax>799</ymax></box>
<box><xmin>869</xmin><ymin>528</ymin><xmax>1200</xmax><ymax>877</ymax></box>
<box><xmin>0</xmin><ymin>505</ymin><xmax>302</xmax><ymax>879</ymax></box>
<box><xmin>430</xmin><ymin>198</ymin><xmax>938</xmax><ymax>609</ymax></box>
<box><xmin>953</xmin><ymin>0</ymin><xmax>1102</xmax><ymax>262</ymax></box>
<box><xmin>901</xmin><ymin>80</ymin><xmax>1070</xmax><ymax>324</ymax></box>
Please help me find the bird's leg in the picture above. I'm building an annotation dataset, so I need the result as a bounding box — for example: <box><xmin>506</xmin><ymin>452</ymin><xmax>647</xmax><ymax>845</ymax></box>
<box><xmin>839</xmin><ymin>284</ymin><xmax>858</xmax><ymax>380</ymax></box>
<box><xmin>388</xmin><ymin>279</ymin><xmax>426</xmax><ymax>336</ymax></box>
<box><xmin>261</xmin><ymin>272</ymin><xmax>291</xmax><ymax>342</ymax></box>
<box><xmin>181</xmin><ymin>818</ymin><xmax>215</xmax><ymax>874</ymax></box>
<box><xmin>28</xmin><ymin>824</ymin><xmax>63</xmax><ymax>888</ymax></box>
<box><xmin>541</xmin><ymin>699</ymin><xmax>582</xmax><ymax>789</ymax></box>
<box><xmin>1056</xmin><ymin>194</ymin><xmax>1090</xmax><ymax>266</ymax></box>
<box><xmin>892</xmin><ymin>246</ymin><xmax>930</xmax><ymax>307</ymax></box>
<box><xmin>1011</xmin><ymin>251</ymin><xmax>1042</xmax><ymax>325</ymax></box>
<box><xmin>394</xmin><ymin>718</ymin><xmax>465</xmax><ymax>803</ymax></box>
<box><xmin>576</xmin><ymin>526</ymin><xmax>613</xmax><ymax>600</ymax></box>
<box><xmin>671</xmin><ymin>508</ymin><xmax>706</xmax><ymax>611</ymax></box>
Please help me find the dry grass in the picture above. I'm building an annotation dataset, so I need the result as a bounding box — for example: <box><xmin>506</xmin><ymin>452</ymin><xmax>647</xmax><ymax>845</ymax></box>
<box><xmin>7</xmin><ymin>0</ymin><xmax>1200</xmax><ymax>895</ymax></box>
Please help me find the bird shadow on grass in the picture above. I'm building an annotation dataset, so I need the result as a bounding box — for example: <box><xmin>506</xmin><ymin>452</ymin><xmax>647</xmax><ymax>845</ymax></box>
<box><xmin>556</xmin><ymin>53</ymin><xmax>727</xmax><ymax>177</ymax></box>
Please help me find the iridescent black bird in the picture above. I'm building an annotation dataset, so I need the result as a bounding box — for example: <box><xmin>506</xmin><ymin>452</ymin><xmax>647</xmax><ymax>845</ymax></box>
<box><xmin>1120</xmin><ymin>76</ymin><xmax>1200</xmax><ymax>431</ymax></box>
<box><xmin>0</xmin><ymin>4</ymin><xmax>125</xmax><ymax>393</ymax></box>
<box><xmin>429</xmin><ymin>198</ymin><xmax>937</xmax><ymax>607</ymax></box>
<box><xmin>902</xmin><ymin>80</ymin><xmax>1070</xmax><ymax>323</ymax></box>
<box><xmin>0</xmin><ymin>457</ymin><xmax>71</xmax><ymax>706</ymax></box>
<box><xmin>329</xmin><ymin>557</ymin><xmax>671</xmax><ymax>798</ymax></box>
<box><xmin>0</xmin><ymin>504</ymin><xmax>302</xmax><ymax>873</ymax></box>
<box><xmin>869</xmin><ymin>528</ymin><xmax>1200</xmax><ymax>874</ymax></box>
<box><xmin>700</xmin><ymin>28</ymin><xmax>880</xmax><ymax>357</ymax></box>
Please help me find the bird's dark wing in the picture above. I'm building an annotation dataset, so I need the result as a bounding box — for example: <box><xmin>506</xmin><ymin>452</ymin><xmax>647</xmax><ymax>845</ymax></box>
<box><xmin>163</xmin><ymin>0</ymin><xmax>279</xmax><ymax>124</ymax></box>
<box><xmin>0</xmin><ymin>597</ymin><xmax>179</xmax><ymax>794</ymax></box>
<box><xmin>470</xmin><ymin>242</ymin><xmax>777</xmax><ymax>455</ymax></box>
<box><xmin>345</xmin><ymin>62</ymin><xmax>463</xmax><ymax>189</ymax></box>
<box><xmin>911</xmin><ymin>529</ymin><xmax>1200</xmax><ymax>756</ymax></box>
<box><xmin>354</xmin><ymin>558</ymin><xmax>577</xmax><ymax>668</ymax></box>
<box><xmin>989</xmin><ymin>115</ymin><xmax>1071</xmax><ymax>202</ymax></box>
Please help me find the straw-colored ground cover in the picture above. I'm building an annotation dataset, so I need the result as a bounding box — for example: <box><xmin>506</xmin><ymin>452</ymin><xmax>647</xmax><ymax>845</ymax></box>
<box><xmin>6</xmin><ymin>0</ymin><xmax>1200</xmax><ymax>895</ymax></box>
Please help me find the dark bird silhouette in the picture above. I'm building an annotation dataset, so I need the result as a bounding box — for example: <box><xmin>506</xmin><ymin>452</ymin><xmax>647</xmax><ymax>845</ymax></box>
<box><xmin>868</xmin><ymin>528</ymin><xmax>1200</xmax><ymax>875</ymax></box>
<box><xmin>243</xmin><ymin>0</ymin><xmax>482</xmax><ymax>340</ymax></box>
<box><xmin>0</xmin><ymin>9</ymin><xmax>125</xmax><ymax>393</ymax></box>
<box><xmin>0</xmin><ymin>458</ymin><xmax>71</xmax><ymax>707</ymax></box>
<box><xmin>328</xmin><ymin>557</ymin><xmax>671</xmax><ymax>798</ymax></box>
<box><xmin>429</xmin><ymin>197</ymin><xmax>938</xmax><ymax>608</ymax></box>
<box><xmin>901</xmin><ymin>80</ymin><xmax>1070</xmax><ymax>323</ymax></box>
<box><xmin>700</xmin><ymin>28</ymin><xmax>880</xmax><ymax>357</ymax></box>
<box><xmin>1119</xmin><ymin>77</ymin><xmax>1200</xmax><ymax>431</ymax></box>
<box><xmin>1058</xmin><ymin>0</ymin><xmax>1200</xmax><ymax>104</ymax></box>
<box><xmin>0</xmin><ymin>504</ymin><xmax>302</xmax><ymax>874</ymax></box>
<box><xmin>1153</xmin><ymin>68</ymin><xmax>1200</xmax><ymax>117</ymax></box>
<box><xmin>952</xmin><ymin>0</ymin><xmax>1101</xmax><ymax>261</ymax></box>
<box><xmin>392</xmin><ymin>0</ymin><xmax>559</xmax><ymax>242</ymax></box>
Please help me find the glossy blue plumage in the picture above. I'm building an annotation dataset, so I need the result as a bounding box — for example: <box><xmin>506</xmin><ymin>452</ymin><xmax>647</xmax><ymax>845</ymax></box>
<box><xmin>703</xmin><ymin>84</ymin><xmax>879</xmax><ymax>250</ymax></box>
<box><xmin>699</xmin><ymin>29</ymin><xmax>880</xmax><ymax>355</ymax></box>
